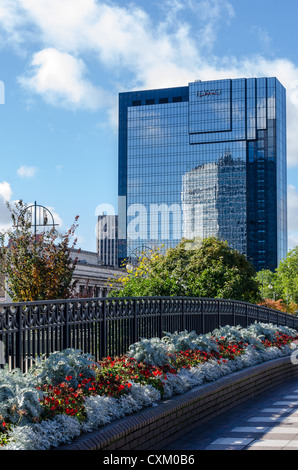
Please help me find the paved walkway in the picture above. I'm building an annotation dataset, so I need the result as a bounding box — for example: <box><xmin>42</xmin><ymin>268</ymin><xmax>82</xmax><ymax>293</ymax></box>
<box><xmin>164</xmin><ymin>377</ymin><xmax>298</xmax><ymax>450</ymax></box>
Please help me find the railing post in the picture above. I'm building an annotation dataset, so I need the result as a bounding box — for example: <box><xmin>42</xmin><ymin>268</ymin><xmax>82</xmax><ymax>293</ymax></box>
<box><xmin>101</xmin><ymin>298</ymin><xmax>107</xmax><ymax>359</ymax></box>
<box><xmin>160</xmin><ymin>298</ymin><xmax>163</xmax><ymax>338</ymax></box>
<box><xmin>133</xmin><ymin>299</ymin><xmax>138</xmax><ymax>344</ymax></box>
<box><xmin>63</xmin><ymin>301</ymin><xmax>70</xmax><ymax>350</ymax></box>
<box><xmin>182</xmin><ymin>298</ymin><xmax>186</xmax><ymax>331</ymax></box>
<box><xmin>201</xmin><ymin>299</ymin><xmax>205</xmax><ymax>334</ymax></box>
<box><xmin>218</xmin><ymin>300</ymin><xmax>220</xmax><ymax>329</ymax></box>
<box><xmin>16</xmin><ymin>306</ymin><xmax>23</xmax><ymax>372</ymax></box>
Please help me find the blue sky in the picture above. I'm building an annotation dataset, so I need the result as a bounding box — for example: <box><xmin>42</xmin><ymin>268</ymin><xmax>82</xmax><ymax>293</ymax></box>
<box><xmin>1</xmin><ymin>0</ymin><xmax>298</xmax><ymax>252</ymax></box>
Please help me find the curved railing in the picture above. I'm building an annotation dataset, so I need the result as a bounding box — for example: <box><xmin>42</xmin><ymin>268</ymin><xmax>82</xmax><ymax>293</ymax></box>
<box><xmin>1</xmin><ymin>296</ymin><xmax>297</xmax><ymax>372</ymax></box>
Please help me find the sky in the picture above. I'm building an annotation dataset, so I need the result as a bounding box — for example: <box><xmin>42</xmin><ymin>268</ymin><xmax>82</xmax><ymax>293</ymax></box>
<box><xmin>0</xmin><ymin>0</ymin><xmax>298</xmax><ymax>253</ymax></box>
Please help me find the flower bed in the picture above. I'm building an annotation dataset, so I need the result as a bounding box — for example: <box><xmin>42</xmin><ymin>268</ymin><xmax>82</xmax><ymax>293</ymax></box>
<box><xmin>0</xmin><ymin>321</ymin><xmax>298</xmax><ymax>450</ymax></box>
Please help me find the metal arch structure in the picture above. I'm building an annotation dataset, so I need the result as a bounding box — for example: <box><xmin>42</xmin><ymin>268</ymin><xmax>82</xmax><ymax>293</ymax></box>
<box><xmin>15</xmin><ymin>201</ymin><xmax>59</xmax><ymax>238</ymax></box>
<box><xmin>126</xmin><ymin>243</ymin><xmax>159</xmax><ymax>268</ymax></box>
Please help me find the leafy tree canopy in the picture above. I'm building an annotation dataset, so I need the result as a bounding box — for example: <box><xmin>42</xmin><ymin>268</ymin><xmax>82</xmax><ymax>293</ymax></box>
<box><xmin>109</xmin><ymin>237</ymin><xmax>261</xmax><ymax>303</ymax></box>
<box><xmin>256</xmin><ymin>248</ymin><xmax>298</xmax><ymax>314</ymax></box>
<box><xmin>255</xmin><ymin>269</ymin><xmax>280</xmax><ymax>300</ymax></box>
<box><xmin>258</xmin><ymin>298</ymin><xmax>298</xmax><ymax>314</ymax></box>
<box><xmin>275</xmin><ymin>247</ymin><xmax>298</xmax><ymax>305</ymax></box>
<box><xmin>0</xmin><ymin>200</ymin><xmax>80</xmax><ymax>302</ymax></box>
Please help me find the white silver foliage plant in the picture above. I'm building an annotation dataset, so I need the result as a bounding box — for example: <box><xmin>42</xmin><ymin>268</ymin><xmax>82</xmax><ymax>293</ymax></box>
<box><xmin>81</xmin><ymin>382</ymin><xmax>161</xmax><ymax>433</ymax></box>
<box><xmin>0</xmin><ymin>366</ymin><xmax>43</xmax><ymax>427</ymax></box>
<box><xmin>127</xmin><ymin>381</ymin><xmax>161</xmax><ymax>408</ymax></box>
<box><xmin>81</xmin><ymin>395</ymin><xmax>124</xmax><ymax>432</ymax></box>
<box><xmin>28</xmin><ymin>348</ymin><xmax>96</xmax><ymax>388</ymax></box>
<box><xmin>128</xmin><ymin>330</ymin><xmax>220</xmax><ymax>368</ymax></box>
<box><xmin>0</xmin><ymin>321</ymin><xmax>297</xmax><ymax>450</ymax></box>
<box><xmin>127</xmin><ymin>336</ymin><xmax>175</xmax><ymax>366</ymax></box>
<box><xmin>162</xmin><ymin>366</ymin><xmax>205</xmax><ymax>398</ymax></box>
<box><xmin>247</xmin><ymin>321</ymin><xmax>297</xmax><ymax>342</ymax></box>
<box><xmin>162</xmin><ymin>330</ymin><xmax>219</xmax><ymax>354</ymax></box>
<box><xmin>212</xmin><ymin>324</ymin><xmax>265</xmax><ymax>350</ymax></box>
<box><xmin>2</xmin><ymin>414</ymin><xmax>81</xmax><ymax>451</ymax></box>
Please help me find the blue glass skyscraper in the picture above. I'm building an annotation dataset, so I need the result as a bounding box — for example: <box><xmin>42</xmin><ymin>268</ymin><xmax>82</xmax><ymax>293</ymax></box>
<box><xmin>118</xmin><ymin>77</ymin><xmax>287</xmax><ymax>271</ymax></box>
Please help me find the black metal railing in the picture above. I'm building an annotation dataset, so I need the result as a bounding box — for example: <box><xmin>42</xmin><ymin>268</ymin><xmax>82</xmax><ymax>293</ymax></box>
<box><xmin>0</xmin><ymin>296</ymin><xmax>297</xmax><ymax>372</ymax></box>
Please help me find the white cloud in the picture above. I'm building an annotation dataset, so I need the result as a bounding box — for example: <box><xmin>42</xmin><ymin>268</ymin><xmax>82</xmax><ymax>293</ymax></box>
<box><xmin>18</xmin><ymin>48</ymin><xmax>110</xmax><ymax>110</ymax></box>
<box><xmin>17</xmin><ymin>0</ymin><xmax>96</xmax><ymax>50</ymax></box>
<box><xmin>0</xmin><ymin>181</ymin><xmax>12</xmax><ymax>201</ymax></box>
<box><xmin>8</xmin><ymin>1</ymin><xmax>234</xmax><ymax>90</ymax></box>
<box><xmin>0</xmin><ymin>0</ymin><xmax>29</xmax><ymax>51</ymax></box>
<box><xmin>17</xmin><ymin>165</ymin><xmax>38</xmax><ymax>178</ymax></box>
<box><xmin>1</xmin><ymin>1</ymin><xmax>298</xmax><ymax>167</ymax></box>
<box><xmin>252</xmin><ymin>25</ymin><xmax>272</xmax><ymax>52</ymax></box>
<box><xmin>187</xmin><ymin>0</ymin><xmax>235</xmax><ymax>50</ymax></box>
<box><xmin>0</xmin><ymin>180</ymin><xmax>65</xmax><ymax>235</ymax></box>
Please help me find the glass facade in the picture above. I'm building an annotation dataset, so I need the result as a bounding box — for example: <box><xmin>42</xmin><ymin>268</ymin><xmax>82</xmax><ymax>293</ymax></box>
<box><xmin>118</xmin><ymin>78</ymin><xmax>287</xmax><ymax>271</ymax></box>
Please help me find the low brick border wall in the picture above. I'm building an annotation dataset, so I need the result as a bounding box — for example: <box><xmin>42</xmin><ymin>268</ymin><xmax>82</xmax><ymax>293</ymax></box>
<box><xmin>57</xmin><ymin>356</ymin><xmax>298</xmax><ymax>451</ymax></box>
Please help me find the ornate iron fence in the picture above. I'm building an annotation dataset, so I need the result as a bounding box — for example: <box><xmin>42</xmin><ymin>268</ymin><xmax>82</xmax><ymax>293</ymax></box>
<box><xmin>0</xmin><ymin>296</ymin><xmax>297</xmax><ymax>372</ymax></box>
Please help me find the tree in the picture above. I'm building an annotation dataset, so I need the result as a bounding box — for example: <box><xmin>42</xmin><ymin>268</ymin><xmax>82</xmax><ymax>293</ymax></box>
<box><xmin>0</xmin><ymin>200</ymin><xmax>80</xmax><ymax>302</ymax></box>
<box><xmin>109</xmin><ymin>237</ymin><xmax>261</xmax><ymax>303</ymax></box>
<box><xmin>255</xmin><ymin>269</ymin><xmax>281</xmax><ymax>300</ymax></box>
<box><xmin>255</xmin><ymin>251</ymin><xmax>298</xmax><ymax>315</ymax></box>
<box><xmin>258</xmin><ymin>298</ymin><xmax>298</xmax><ymax>314</ymax></box>
<box><xmin>275</xmin><ymin>246</ymin><xmax>298</xmax><ymax>306</ymax></box>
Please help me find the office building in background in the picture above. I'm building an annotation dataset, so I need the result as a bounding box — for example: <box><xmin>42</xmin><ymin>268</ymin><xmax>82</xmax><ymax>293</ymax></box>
<box><xmin>97</xmin><ymin>214</ymin><xmax>118</xmax><ymax>267</ymax></box>
<box><xmin>118</xmin><ymin>77</ymin><xmax>287</xmax><ymax>271</ymax></box>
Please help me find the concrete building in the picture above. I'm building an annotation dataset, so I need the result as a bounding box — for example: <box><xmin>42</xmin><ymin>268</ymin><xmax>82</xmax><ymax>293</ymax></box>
<box><xmin>70</xmin><ymin>248</ymin><xmax>123</xmax><ymax>298</ymax></box>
